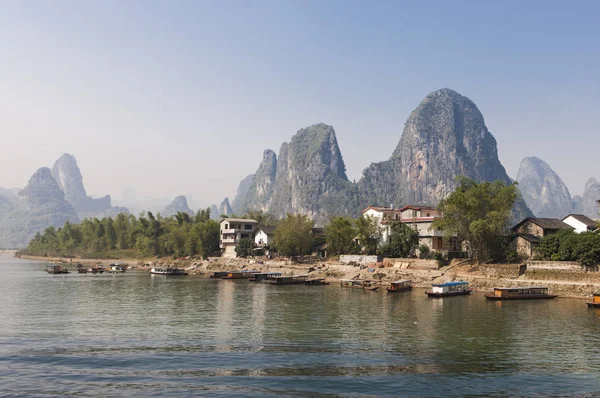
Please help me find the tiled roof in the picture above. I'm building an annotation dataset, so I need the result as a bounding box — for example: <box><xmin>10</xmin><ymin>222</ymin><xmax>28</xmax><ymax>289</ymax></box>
<box><xmin>512</xmin><ymin>217</ymin><xmax>573</xmax><ymax>231</ymax></box>
<box><xmin>516</xmin><ymin>233</ymin><xmax>541</xmax><ymax>244</ymax></box>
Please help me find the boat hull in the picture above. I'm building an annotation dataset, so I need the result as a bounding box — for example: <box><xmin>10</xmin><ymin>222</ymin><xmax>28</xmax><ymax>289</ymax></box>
<box><xmin>484</xmin><ymin>294</ymin><xmax>557</xmax><ymax>300</ymax></box>
<box><xmin>587</xmin><ymin>302</ymin><xmax>600</xmax><ymax>308</ymax></box>
<box><xmin>386</xmin><ymin>286</ymin><xmax>412</xmax><ymax>293</ymax></box>
<box><xmin>426</xmin><ymin>290</ymin><xmax>472</xmax><ymax>298</ymax></box>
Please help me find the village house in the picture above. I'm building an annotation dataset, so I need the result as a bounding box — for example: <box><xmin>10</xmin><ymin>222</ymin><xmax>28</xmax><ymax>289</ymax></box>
<box><xmin>561</xmin><ymin>214</ymin><xmax>598</xmax><ymax>233</ymax></box>
<box><xmin>510</xmin><ymin>217</ymin><xmax>573</xmax><ymax>258</ymax></box>
<box><xmin>254</xmin><ymin>225</ymin><xmax>276</xmax><ymax>247</ymax></box>
<box><xmin>219</xmin><ymin>218</ymin><xmax>258</xmax><ymax>258</ymax></box>
<box><xmin>361</xmin><ymin>205</ymin><xmax>460</xmax><ymax>255</ymax></box>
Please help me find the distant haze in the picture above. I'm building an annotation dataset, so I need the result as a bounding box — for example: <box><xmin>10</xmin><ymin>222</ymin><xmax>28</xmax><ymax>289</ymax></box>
<box><xmin>1</xmin><ymin>1</ymin><xmax>598</xmax><ymax>207</ymax></box>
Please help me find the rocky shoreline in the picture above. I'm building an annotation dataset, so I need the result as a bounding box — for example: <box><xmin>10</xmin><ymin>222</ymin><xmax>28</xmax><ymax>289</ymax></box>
<box><xmin>16</xmin><ymin>253</ymin><xmax>600</xmax><ymax>299</ymax></box>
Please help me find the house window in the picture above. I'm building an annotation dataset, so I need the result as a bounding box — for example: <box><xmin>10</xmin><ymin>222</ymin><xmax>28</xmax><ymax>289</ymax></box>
<box><xmin>412</xmin><ymin>210</ymin><xmax>417</xmax><ymax>218</ymax></box>
<box><xmin>426</xmin><ymin>213</ymin><xmax>430</xmax><ymax>217</ymax></box>
<box><xmin>241</xmin><ymin>234</ymin><xmax>249</xmax><ymax>239</ymax></box>
<box><xmin>244</xmin><ymin>224</ymin><xmax>253</xmax><ymax>230</ymax></box>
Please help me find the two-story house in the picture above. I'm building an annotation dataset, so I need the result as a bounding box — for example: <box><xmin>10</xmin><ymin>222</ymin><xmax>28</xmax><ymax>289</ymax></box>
<box><xmin>361</xmin><ymin>205</ymin><xmax>459</xmax><ymax>255</ymax></box>
<box><xmin>510</xmin><ymin>217</ymin><xmax>573</xmax><ymax>258</ymax></box>
<box><xmin>219</xmin><ymin>218</ymin><xmax>258</xmax><ymax>258</ymax></box>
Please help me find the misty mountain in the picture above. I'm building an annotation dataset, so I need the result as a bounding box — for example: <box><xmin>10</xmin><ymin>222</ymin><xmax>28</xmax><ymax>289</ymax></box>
<box><xmin>515</xmin><ymin>157</ymin><xmax>573</xmax><ymax>218</ymax></box>
<box><xmin>162</xmin><ymin>195</ymin><xmax>194</xmax><ymax>217</ymax></box>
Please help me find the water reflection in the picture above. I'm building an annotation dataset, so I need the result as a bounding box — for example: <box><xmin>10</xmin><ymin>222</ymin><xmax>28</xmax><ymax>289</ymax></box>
<box><xmin>1</xmin><ymin>254</ymin><xmax>600</xmax><ymax>397</ymax></box>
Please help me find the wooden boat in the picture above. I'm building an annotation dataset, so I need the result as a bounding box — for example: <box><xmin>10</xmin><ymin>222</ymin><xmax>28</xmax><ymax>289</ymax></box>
<box><xmin>426</xmin><ymin>281</ymin><xmax>471</xmax><ymax>297</ymax></box>
<box><xmin>46</xmin><ymin>264</ymin><xmax>69</xmax><ymax>274</ymax></box>
<box><xmin>76</xmin><ymin>263</ymin><xmax>87</xmax><ymax>273</ymax></box>
<box><xmin>222</xmin><ymin>270</ymin><xmax>260</xmax><ymax>280</ymax></box>
<box><xmin>587</xmin><ymin>293</ymin><xmax>600</xmax><ymax>308</ymax></box>
<box><xmin>248</xmin><ymin>272</ymin><xmax>282</xmax><ymax>282</ymax></box>
<box><xmin>150</xmin><ymin>267</ymin><xmax>188</xmax><ymax>276</ymax></box>
<box><xmin>305</xmin><ymin>277</ymin><xmax>330</xmax><ymax>286</ymax></box>
<box><xmin>269</xmin><ymin>275</ymin><xmax>309</xmax><ymax>285</ymax></box>
<box><xmin>209</xmin><ymin>271</ymin><xmax>231</xmax><ymax>279</ymax></box>
<box><xmin>386</xmin><ymin>279</ymin><xmax>412</xmax><ymax>293</ymax></box>
<box><xmin>340</xmin><ymin>279</ymin><xmax>379</xmax><ymax>291</ymax></box>
<box><xmin>484</xmin><ymin>287</ymin><xmax>557</xmax><ymax>300</ymax></box>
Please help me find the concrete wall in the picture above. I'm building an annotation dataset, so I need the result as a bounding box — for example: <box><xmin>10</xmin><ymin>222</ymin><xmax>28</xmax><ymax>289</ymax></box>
<box><xmin>339</xmin><ymin>255</ymin><xmax>380</xmax><ymax>265</ymax></box>
<box><xmin>526</xmin><ymin>261</ymin><xmax>582</xmax><ymax>272</ymax></box>
<box><xmin>382</xmin><ymin>257</ymin><xmax>438</xmax><ymax>270</ymax></box>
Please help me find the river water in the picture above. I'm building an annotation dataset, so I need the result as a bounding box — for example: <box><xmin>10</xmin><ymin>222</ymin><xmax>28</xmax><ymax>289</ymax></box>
<box><xmin>1</xmin><ymin>254</ymin><xmax>600</xmax><ymax>397</ymax></box>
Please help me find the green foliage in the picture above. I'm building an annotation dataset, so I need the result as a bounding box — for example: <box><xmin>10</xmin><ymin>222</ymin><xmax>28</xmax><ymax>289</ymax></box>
<box><xmin>355</xmin><ymin>215</ymin><xmax>383</xmax><ymax>255</ymax></box>
<box><xmin>418</xmin><ymin>244</ymin><xmax>430</xmax><ymax>258</ymax></box>
<box><xmin>325</xmin><ymin>216</ymin><xmax>358</xmax><ymax>255</ymax></box>
<box><xmin>433</xmin><ymin>176</ymin><xmax>518</xmax><ymax>262</ymax></box>
<box><xmin>235</xmin><ymin>238</ymin><xmax>255</xmax><ymax>258</ymax></box>
<box><xmin>378</xmin><ymin>221</ymin><xmax>419</xmax><ymax>257</ymax></box>
<box><xmin>20</xmin><ymin>208</ymin><xmax>221</xmax><ymax>259</ymax></box>
<box><xmin>538</xmin><ymin>230</ymin><xmax>600</xmax><ymax>267</ymax></box>
<box><xmin>273</xmin><ymin>214</ymin><xmax>314</xmax><ymax>257</ymax></box>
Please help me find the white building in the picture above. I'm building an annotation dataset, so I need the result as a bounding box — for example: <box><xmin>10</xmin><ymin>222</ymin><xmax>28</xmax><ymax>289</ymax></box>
<box><xmin>561</xmin><ymin>214</ymin><xmax>597</xmax><ymax>234</ymax></box>
<box><xmin>219</xmin><ymin>218</ymin><xmax>258</xmax><ymax>258</ymax></box>
<box><xmin>360</xmin><ymin>205</ymin><xmax>459</xmax><ymax>254</ymax></box>
<box><xmin>255</xmin><ymin>225</ymin><xmax>276</xmax><ymax>247</ymax></box>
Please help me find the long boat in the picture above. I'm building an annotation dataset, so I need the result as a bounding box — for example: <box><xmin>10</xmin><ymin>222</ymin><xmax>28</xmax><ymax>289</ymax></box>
<box><xmin>587</xmin><ymin>293</ymin><xmax>600</xmax><ymax>308</ymax></box>
<box><xmin>425</xmin><ymin>281</ymin><xmax>471</xmax><ymax>297</ymax></box>
<box><xmin>222</xmin><ymin>270</ymin><xmax>260</xmax><ymax>280</ymax></box>
<box><xmin>305</xmin><ymin>277</ymin><xmax>330</xmax><ymax>286</ymax></box>
<box><xmin>46</xmin><ymin>264</ymin><xmax>69</xmax><ymax>274</ymax></box>
<box><xmin>340</xmin><ymin>279</ymin><xmax>379</xmax><ymax>291</ymax></box>
<box><xmin>209</xmin><ymin>271</ymin><xmax>231</xmax><ymax>279</ymax></box>
<box><xmin>386</xmin><ymin>279</ymin><xmax>412</xmax><ymax>293</ymax></box>
<box><xmin>248</xmin><ymin>272</ymin><xmax>282</xmax><ymax>282</ymax></box>
<box><xmin>109</xmin><ymin>264</ymin><xmax>127</xmax><ymax>273</ymax></box>
<box><xmin>150</xmin><ymin>267</ymin><xmax>188</xmax><ymax>276</ymax></box>
<box><xmin>484</xmin><ymin>287</ymin><xmax>557</xmax><ymax>300</ymax></box>
<box><xmin>269</xmin><ymin>275</ymin><xmax>309</xmax><ymax>285</ymax></box>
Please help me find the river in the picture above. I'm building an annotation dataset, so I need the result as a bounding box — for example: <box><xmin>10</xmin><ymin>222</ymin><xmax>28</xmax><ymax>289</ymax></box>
<box><xmin>1</xmin><ymin>253</ymin><xmax>599</xmax><ymax>397</ymax></box>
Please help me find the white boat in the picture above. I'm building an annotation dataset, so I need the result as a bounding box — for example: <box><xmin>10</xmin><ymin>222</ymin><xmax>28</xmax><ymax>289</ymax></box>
<box><xmin>109</xmin><ymin>264</ymin><xmax>127</xmax><ymax>273</ymax></box>
<box><xmin>150</xmin><ymin>267</ymin><xmax>188</xmax><ymax>276</ymax></box>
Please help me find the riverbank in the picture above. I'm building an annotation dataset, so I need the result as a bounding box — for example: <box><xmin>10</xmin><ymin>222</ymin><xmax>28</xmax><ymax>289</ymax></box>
<box><xmin>15</xmin><ymin>253</ymin><xmax>600</xmax><ymax>298</ymax></box>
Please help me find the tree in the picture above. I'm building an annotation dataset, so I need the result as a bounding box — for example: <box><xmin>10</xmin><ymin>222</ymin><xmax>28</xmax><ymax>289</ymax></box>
<box><xmin>378</xmin><ymin>221</ymin><xmax>419</xmax><ymax>257</ymax></box>
<box><xmin>433</xmin><ymin>176</ymin><xmax>518</xmax><ymax>262</ymax></box>
<box><xmin>273</xmin><ymin>214</ymin><xmax>314</xmax><ymax>257</ymax></box>
<box><xmin>235</xmin><ymin>238</ymin><xmax>255</xmax><ymax>258</ymax></box>
<box><xmin>355</xmin><ymin>215</ymin><xmax>383</xmax><ymax>255</ymax></box>
<box><xmin>325</xmin><ymin>216</ymin><xmax>358</xmax><ymax>255</ymax></box>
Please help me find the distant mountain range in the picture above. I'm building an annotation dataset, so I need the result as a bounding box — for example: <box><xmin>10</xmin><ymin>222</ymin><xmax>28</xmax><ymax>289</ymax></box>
<box><xmin>0</xmin><ymin>154</ymin><xmax>128</xmax><ymax>248</ymax></box>
<box><xmin>516</xmin><ymin>157</ymin><xmax>599</xmax><ymax>220</ymax></box>
<box><xmin>3</xmin><ymin>89</ymin><xmax>598</xmax><ymax>247</ymax></box>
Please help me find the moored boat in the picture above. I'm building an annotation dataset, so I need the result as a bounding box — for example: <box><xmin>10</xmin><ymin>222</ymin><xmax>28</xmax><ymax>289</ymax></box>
<box><xmin>426</xmin><ymin>281</ymin><xmax>471</xmax><ymax>297</ymax></box>
<box><xmin>222</xmin><ymin>270</ymin><xmax>260</xmax><ymax>280</ymax></box>
<box><xmin>305</xmin><ymin>277</ymin><xmax>329</xmax><ymax>286</ymax></box>
<box><xmin>587</xmin><ymin>293</ymin><xmax>600</xmax><ymax>308</ymax></box>
<box><xmin>209</xmin><ymin>271</ymin><xmax>231</xmax><ymax>279</ymax></box>
<box><xmin>386</xmin><ymin>279</ymin><xmax>412</xmax><ymax>293</ymax></box>
<box><xmin>340</xmin><ymin>279</ymin><xmax>379</xmax><ymax>291</ymax></box>
<box><xmin>109</xmin><ymin>263</ymin><xmax>127</xmax><ymax>273</ymax></box>
<box><xmin>248</xmin><ymin>272</ymin><xmax>282</xmax><ymax>282</ymax></box>
<box><xmin>484</xmin><ymin>287</ymin><xmax>557</xmax><ymax>300</ymax></box>
<box><xmin>46</xmin><ymin>264</ymin><xmax>69</xmax><ymax>274</ymax></box>
<box><xmin>76</xmin><ymin>263</ymin><xmax>87</xmax><ymax>273</ymax></box>
<box><xmin>269</xmin><ymin>275</ymin><xmax>309</xmax><ymax>285</ymax></box>
<box><xmin>150</xmin><ymin>267</ymin><xmax>188</xmax><ymax>275</ymax></box>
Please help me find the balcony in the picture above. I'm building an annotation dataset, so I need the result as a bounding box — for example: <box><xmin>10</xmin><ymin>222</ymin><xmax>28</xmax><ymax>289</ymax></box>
<box><xmin>221</xmin><ymin>237</ymin><xmax>238</xmax><ymax>244</ymax></box>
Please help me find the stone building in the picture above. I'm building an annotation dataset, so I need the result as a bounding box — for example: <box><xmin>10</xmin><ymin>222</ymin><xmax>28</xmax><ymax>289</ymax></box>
<box><xmin>510</xmin><ymin>217</ymin><xmax>573</xmax><ymax>258</ymax></box>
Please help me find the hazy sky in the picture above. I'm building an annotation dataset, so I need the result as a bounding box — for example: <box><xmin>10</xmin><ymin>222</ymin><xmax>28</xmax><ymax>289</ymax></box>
<box><xmin>1</xmin><ymin>0</ymin><xmax>598</xmax><ymax>208</ymax></box>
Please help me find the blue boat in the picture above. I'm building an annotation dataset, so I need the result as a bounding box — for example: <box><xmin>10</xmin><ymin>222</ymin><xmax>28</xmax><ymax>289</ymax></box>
<box><xmin>426</xmin><ymin>281</ymin><xmax>471</xmax><ymax>298</ymax></box>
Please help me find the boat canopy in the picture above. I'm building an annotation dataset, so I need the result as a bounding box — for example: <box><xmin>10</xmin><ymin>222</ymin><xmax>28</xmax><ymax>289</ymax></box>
<box><xmin>432</xmin><ymin>281</ymin><xmax>468</xmax><ymax>287</ymax></box>
<box><xmin>494</xmin><ymin>286</ymin><xmax>547</xmax><ymax>291</ymax></box>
